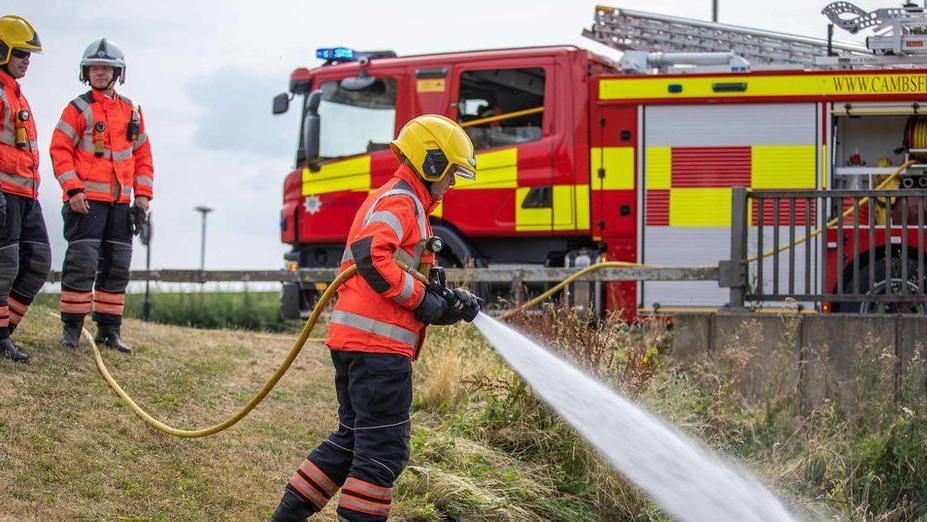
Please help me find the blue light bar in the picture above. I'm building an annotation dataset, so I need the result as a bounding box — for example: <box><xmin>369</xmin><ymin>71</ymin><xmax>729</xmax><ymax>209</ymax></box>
<box><xmin>316</xmin><ymin>47</ymin><xmax>356</xmax><ymax>61</ymax></box>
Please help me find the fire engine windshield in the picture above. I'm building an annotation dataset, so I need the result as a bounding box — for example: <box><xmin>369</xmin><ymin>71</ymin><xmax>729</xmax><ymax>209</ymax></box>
<box><xmin>317</xmin><ymin>77</ymin><xmax>397</xmax><ymax>159</ymax></box>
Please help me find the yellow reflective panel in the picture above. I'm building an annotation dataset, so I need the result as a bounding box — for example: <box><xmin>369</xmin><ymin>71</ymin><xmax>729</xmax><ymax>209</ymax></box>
<box><xmin>515</xmin><ymin>186</ymin><xmax>551</xmax><ymax>231</ymax></box>
<box><xmin>751</xmin><ymin>145</ymin><xmax>816</xmax><ymax>189</ymax></box>
<box><xmin>645</xmin><ymin>146</ymin><xmax>672</xmax><ymax>190</ymax></box>
<box><xmin>457</xmin><ymin>148</ymin><xmax>517</xmax><ymax>190</ymax></box>
<box><xmin>302</xmin><ymin>156</ymin><xmax>371</xmax><ymax>196</ymax></box>
<box><xmin>416</xmin><ymin>79</ymin><xmax>446</xmax><ymax>93</ymax></box>
<box><xmin>600</xmin><ymin>72</ymin><xmax>927</xmax><ymax>101</ymax></box>
<box><xmin>590</xmin><ymin>147</ymin><xmax>635</xmax><ymax>191</ymax></box>
<box><xmin>822</xmin><ymin>144</ymin><xmax>828</xmax><ymax>189</ymax></box>
<box><xmin>553</xmin><ymin>184</ymin><xmax>591</xmax><ymax>231</ymax></box>
<box><xmin>670</xmin><ymin>188</ymin><xmax>731</xmax><ymax>227</ymax></box>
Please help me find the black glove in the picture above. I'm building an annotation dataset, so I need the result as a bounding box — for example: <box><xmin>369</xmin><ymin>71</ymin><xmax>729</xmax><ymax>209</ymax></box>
<box><xmin>452</xmin><ymin>288</ymin><xmax>481</xmax><ymax>322</ymax></box>
<box><xmin>128</xmin><ymin>204</ymin><xmax>147</xmax><ymax>236</ymax></box>
<box><xmin>414</xmin><ymin>289</ymin><xmax>448</xmax><ymax>325</ymax></box>
<box><xmin>0</xmin><ymin>191</ymin><xmax>6</xmax><ymax>228</ymax></box>
<box><xmin>430</xmin><ymin>288</ymin><xmax>481</xmax><ymax>325</ymax></box>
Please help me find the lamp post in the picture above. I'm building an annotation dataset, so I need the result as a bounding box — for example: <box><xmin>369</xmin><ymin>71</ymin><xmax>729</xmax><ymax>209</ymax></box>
<box><xmin>195</xmin><ymin>206</ymin><xmax>213</xmax><ymax>273</ymax></box>
<box><xmin>712</xmin><ymin>0</ymin><xmax>718</xmax><ymax>22</ymax></box>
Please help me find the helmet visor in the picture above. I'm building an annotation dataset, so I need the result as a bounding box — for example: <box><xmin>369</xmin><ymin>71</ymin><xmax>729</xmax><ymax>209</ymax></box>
<box><xmin>448</xmin><ymin>164</ymin><xmax>476</xmax><ymax>181</ymax></box>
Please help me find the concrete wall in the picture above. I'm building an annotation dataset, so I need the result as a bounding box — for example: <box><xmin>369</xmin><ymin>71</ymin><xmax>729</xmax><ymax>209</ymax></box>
<box><xmin>671</xmin><ymin>312</ymin><xmax>927</xmax><ymax>412</ymax></box>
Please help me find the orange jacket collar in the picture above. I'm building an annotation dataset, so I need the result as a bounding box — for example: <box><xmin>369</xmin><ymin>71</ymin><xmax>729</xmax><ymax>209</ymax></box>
<box><xmin>394</xmin><ymin>163</ymin><xmax>437</xmax><ymax>213</ymax></box>
<box><xmin>89</xmin><ymin>88</ymin><xmax>118</xmax><ymax>103</ymax></box>
<box><xmin>0</xmin><ymin>68</ymin><xmax>20</xmax><ymax>95</ymax></box>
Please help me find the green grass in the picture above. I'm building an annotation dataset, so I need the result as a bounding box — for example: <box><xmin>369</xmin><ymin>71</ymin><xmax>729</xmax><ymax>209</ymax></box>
<box><xmin>34</xmin><ymin>290</ymin><xmax>292</xmax><ymax>332</ymax></box>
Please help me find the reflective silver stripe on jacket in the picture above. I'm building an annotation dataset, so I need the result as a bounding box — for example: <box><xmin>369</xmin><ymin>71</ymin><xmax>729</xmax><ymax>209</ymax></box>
<box><xmin>55</xmin><ymin>120</ymin><xmax>79</xmax><ymax>145</ymax></box>
<box><xmin>330</xmin><ymin>310</ymin><xmax>418</xmax><ymax>347</ymax></box>
<box><xmin>76</xmin><ymin>142</ymin><xmax>133</xmax><ymax>161</ymax></box>
<box><xmin>135</xmin><ymin>175</ymin><xmax>153</xmax><ymax>187</ymax></box>
<box><xmin>121</xmin><ymin>185</ymin><xmax>132</xmax><ymax>198</ymax></box>
<box><xmin>77</xmin><ymin>139</ymin><xmax>105</xmax><ymax>157</ymax></box>
<box><xmin>393</xmin><ymin>272</ymin><xmax>415</xmax><ymax>305</ymax></box>
<box><xmin>0</xmin><ymin>90</ymin><xmax>15</xmax><ymax>145</ymax></box>
<box><xmin>71</xmin><ymin>96</ymin><xmax>94</xmax><ymax>128</ymax></box>
<box><xmin>56</xmin><ymin>170</ymin><xmax>78</xmax><ymax>183</ymax></box>
<box><xmin>133</xmin><ymin>131</ymin><xmax>148</xmax><ymax>150</ymax></box>
<box><xmin>364</xmin><ymin>188</ymin><xmax>427</xmax><ymax>241</ymax></box>
<box><xmin>84</xmin><ymin>181</ymin><xmax>111</xmax><ymax>193</ymax></box>
<box><xmin>112</xmin><ymin>146</ymin><xmax>133</xmax><ymax>161</ymax></box>
<box><xmin>364</xmin><ymin>210</ymin><xmax>404</xmax><ymax>241</ymax></box>
<box><xmin>0</xmin><ymin>171</ymin><xmax>36</xmax><ymax>189</ymax></box>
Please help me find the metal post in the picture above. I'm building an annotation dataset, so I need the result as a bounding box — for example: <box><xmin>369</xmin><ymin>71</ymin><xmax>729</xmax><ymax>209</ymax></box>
<box><xmin>728</xmin><ymin>187</ymin><xmax>748</xmax><ymax>308</ymax></box>
<box><xmin>712</xmin><ymin>0</ymin><xmax>718</xmax><ymax>22</ymax></box>
<box><xmin>195</xmin><ymin>206</ymin><xmax>213</xmax><ymax>273</ymax></box>
<box><xmin>143</xmin><ymin>211</ymin><xmax>152</xmax><ymax>321</ymax></box>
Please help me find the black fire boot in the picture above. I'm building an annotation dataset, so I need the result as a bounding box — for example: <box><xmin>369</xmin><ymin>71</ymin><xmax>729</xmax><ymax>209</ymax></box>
<box><xmin>270</xmin><ymin>487</ymin><xmax>318</xmax><ymax>522</ymax></box>
<box><xmin>59</xmin><ymin>323</ymin><xmax>82</xmax><ymax>349</ymax></box>
<box><xmin>95</xmin><ymin>323</ymin><xmax>132</xmax><ymax>354</ymax></box>
<box><xmin>0</xmin><ymin>337</ymin><xmax>29</xmax><ymax>363</ymax></box>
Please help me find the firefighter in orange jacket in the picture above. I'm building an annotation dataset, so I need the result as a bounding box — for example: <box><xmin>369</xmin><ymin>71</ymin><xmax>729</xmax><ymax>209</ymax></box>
<box><xmin>271</xmin><ymin>115</ymin><xmax>480</xmax><ymax>522</ymax></box>
<box><xmin>0</xmin><ymin>16</ymin><xmax>50</xmax><ymax>364</ymax></box>
<box><xmin>50</xmin><ymin>38</ymin><xmax>152</xmax><ymax>353</ymax></box>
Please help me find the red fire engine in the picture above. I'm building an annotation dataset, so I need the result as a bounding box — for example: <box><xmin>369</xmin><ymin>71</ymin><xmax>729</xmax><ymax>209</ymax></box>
<box><xmin>274</xmin><ymin>3</ymin><xmax>927</xmax><ymax>319</ymax></box>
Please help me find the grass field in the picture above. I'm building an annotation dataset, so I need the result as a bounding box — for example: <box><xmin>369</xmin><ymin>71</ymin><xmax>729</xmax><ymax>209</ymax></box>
<box><xmin>1</xmin><ymin>304</ymin><xmax>926</xmax><ymax>520</ymax></box>
<box><xmin>33</xmin><ymin>290</ymin><xmax>289</xmax><ymax>332</ymax></box>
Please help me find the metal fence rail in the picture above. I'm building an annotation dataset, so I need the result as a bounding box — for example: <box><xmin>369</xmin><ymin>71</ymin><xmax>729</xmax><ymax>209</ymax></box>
<box><xmin>725</xmin><ymin>187</ymin><xmax>927</xmax><ymax>311</ymax></box>
<box><xmin>47</xmin><ymin>266</ymin><xmax>719</xmax><ymax>285</ymax></box>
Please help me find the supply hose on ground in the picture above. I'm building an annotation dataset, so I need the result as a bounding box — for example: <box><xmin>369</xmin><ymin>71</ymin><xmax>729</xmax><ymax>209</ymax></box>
<box><xmin>63</xmin><ymin>265</ymin><xmax>358</xmax><ymax>438</ymax></box>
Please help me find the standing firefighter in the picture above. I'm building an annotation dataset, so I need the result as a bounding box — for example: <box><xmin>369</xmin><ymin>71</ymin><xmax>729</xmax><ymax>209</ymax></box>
<box><xmin>0</xmin><ymin>16</ymin><xmax>50</xmax><ymax>364</ymax></box>
<box><xmin>271</xmin><ymin>115</ymin><xmax>481</xmax><ymax>522</ymax></box>
<box><xmin>50</xmin><ymin>38</ymin><xmax>152</xmax><ymax>353</ymax></box>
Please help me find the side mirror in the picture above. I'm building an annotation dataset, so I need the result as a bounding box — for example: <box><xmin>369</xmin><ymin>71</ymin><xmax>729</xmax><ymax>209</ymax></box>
<box><xmin>302</xmin><ymin>90</ymin><xmax>323</xmax><ymax>171</ymax></box>
<box><xmin>272</xmin><ymin>92</ymin><xmax>290</xmax><ymax>115</ymax></box>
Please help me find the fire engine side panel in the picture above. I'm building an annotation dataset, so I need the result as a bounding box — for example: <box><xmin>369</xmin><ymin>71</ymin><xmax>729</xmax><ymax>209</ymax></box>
<box><xmin>641</xmin><ymin>103</ymin><xmax>817</xmax><ymax>307</ymax></box>
<box><xmin>589</xmin><ymin>100</ymin><xmax>638</xmax><ymax>318</ymax></box>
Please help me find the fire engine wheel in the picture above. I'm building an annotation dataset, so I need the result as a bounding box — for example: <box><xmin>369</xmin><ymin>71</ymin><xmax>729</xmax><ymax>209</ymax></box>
<box><xmin>835</xmin><ymin>257</ymin><xmax>927</xmax><ymax>314</ymax></box>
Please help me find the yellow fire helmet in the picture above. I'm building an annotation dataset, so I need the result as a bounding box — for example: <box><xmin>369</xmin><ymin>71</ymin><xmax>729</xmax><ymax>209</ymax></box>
<box><xmin>0</xmin><ymin>15</ymin><xmax>42</xmax><ymax>65</ymax></box>
<box><xmin>390</xmin><ymin>114</ymin><xmax>477</xmax><ymax>182</ymax></box>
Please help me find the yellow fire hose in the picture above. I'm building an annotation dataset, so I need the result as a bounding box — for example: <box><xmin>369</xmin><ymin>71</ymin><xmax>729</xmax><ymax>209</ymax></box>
<box><xmin>71</xmin><ymin>263</ymin><xmax>438</xmax><ymax>438</ymax></box>
<box><xmin>75</xmin><ymin>161</ymin><xmax>914</xmax><ymax>437</ymax></box>
<box><xmin>65</xmin><ymin>266</ymin><xmax>354</xmax><ymax>438</ymax></box>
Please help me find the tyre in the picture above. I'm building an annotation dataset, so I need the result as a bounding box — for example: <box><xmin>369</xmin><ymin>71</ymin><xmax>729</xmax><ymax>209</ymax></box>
<box><xmin>835</xmin><ymin>257</ymin><xmax>926</xmax><ymax>314</ymax></box>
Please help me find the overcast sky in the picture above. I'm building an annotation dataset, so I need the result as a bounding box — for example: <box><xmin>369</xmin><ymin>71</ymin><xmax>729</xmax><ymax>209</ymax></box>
<box><xmin>10</xmin><ymin>0</ymin><xmax>882</xmax><ymax>270</ymax></box>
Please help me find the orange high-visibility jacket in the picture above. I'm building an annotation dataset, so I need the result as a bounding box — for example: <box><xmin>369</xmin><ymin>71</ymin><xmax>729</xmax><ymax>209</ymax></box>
<box><xmin>50</xmin><ymin>89</ymin><xmax>153</xmax><ymax>203</ymax></box>
<box><xmin>327</xmin><ymin>164</ymin><xmax>437</xmax><ymax>359</ymax></box>
<box><xmin>0</xmin><ymin>69</ymin><xmax>40</xmax><ymax>199</ymax></box>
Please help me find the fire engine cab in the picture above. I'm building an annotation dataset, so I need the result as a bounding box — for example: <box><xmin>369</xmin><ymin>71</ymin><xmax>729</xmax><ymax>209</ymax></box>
<box><xmin>274</xmin><ymin>3</ymin><xmax>927</xmax><ymax>319</ymax></box>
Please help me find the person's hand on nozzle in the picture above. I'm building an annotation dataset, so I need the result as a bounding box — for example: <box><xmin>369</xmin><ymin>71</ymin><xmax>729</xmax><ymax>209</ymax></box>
<box><xmin>452</xmin><ymin>287</ymin><xmax>480</xmax><ymax>322</ymax></box>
